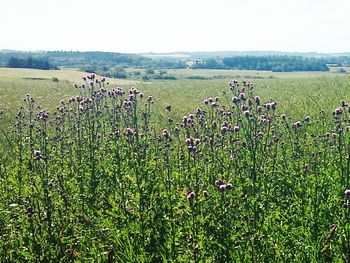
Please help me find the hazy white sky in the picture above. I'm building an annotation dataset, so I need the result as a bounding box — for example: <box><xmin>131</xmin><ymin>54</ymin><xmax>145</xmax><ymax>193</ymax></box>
<box><xmin>0</xmin><ymin>0</ymin><xmax>349</xmax><ymax>53</ymax></box>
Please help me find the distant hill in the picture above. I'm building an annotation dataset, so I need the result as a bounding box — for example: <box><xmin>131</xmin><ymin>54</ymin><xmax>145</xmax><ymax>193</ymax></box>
<box><xmin>1</xmin><ymin>50</ymin><xmax>350</xmax><ymax>74</ymax></box>
<box><xmin>0</xmin><ymin>50</ymin><xmax>153</xmax><ymax>68</ymax></box>
<box><xmin>140</xmin><ymin>51</ymin><xmax>350</xmax><ymax>60</ymax></box>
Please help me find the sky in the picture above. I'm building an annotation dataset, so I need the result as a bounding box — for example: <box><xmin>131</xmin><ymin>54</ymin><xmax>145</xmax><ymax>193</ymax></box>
<box><xmin>0</xmin><ymin>0</ymin><xmax>349</xmax><ymax>53</ymax></box>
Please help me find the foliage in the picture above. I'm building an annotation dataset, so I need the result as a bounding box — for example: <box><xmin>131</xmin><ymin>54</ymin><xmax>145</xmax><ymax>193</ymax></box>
<box><xmin>192</xmin><ymin>55</ymin><xmax>332</xmax><ymax>72</ymax></box>
<box><xmin>6</xmin><ymin>56</ymin><xmax>55</xmax><ymax>70</ymax></box>
<box><xmin>0</xmin><ymin>74</ymin><xmax>349</xmax><ymax>262</ymax></box>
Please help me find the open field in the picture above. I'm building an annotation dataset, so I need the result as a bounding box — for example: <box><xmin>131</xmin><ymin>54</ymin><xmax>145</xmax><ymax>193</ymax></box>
<box><xmin>0</xmin><ymin>68</ymin><xmax>137</xmax><ymax>111</ymax></box>
<box><xmin>0</xmin><ymin>68</ymin><xmax>350</xmax><ymax>261</ymax></box>
<box><xmin>1</xmin><ymin>67</ymin><xmax>349</xmax><ymax>117</ymax></box>
<box><xmin>167</xmin><ymin>68</ymin><xmax>347</xmax><ymax>79</ymax></box>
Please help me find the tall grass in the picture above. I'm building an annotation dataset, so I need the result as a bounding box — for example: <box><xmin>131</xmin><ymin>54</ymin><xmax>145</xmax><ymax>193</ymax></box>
<box><xmin>0</xmin><ymin>74</ymin><xmax>349</xmax><ymax>261</ymax></box>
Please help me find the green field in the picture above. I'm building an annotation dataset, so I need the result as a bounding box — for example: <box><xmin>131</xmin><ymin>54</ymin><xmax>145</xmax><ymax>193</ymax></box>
<box><xmin>0</xmin><ymin>68</ymin><xmax>350</xmax><ymax>262</ymax></box>
<box><xmin>1</xmin><ymin>67</ymin><xmax>349</xmax><ymax>117</ymax></box>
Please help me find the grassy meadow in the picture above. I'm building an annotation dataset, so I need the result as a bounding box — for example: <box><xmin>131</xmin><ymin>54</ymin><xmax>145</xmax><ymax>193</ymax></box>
<box><xmin>0</xmin><ymin>67</ymin><xmax>350</xmax><ymax>261</ymax></box>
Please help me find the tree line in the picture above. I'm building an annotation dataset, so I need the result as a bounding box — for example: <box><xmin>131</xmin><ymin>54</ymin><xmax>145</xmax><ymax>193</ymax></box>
<box><xmin>1</xmin><ymin>51</ymin><xmax>350</xmax><ymax>72</ymax></box>
<box><xmin>6</xmin><ymin>56</ymin><xmax>55</xmax><ymax>70</ymax></box>
<box><xmin>192</xmin><ymin>55</ymin><xmax>332</xmax><ymax>72</ymax></box>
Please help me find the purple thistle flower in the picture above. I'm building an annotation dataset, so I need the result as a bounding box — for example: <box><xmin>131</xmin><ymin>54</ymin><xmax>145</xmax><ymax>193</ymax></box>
<box><xmin>255</xmin><ymin>96</ymin><xmax>260</xmax><ymax>105</ymax></box>
<box><xmin>203</xmin><ymin>190</ymin><xmax>209</xmax><ymax>198</ymax></box>
<box><xmin>34</xmin><ymin>150</ymin><xmax>42</xmax><ymax>160</ymax></box>
<box><xmin>221</xmin><ymin>126</ymin><xmax>228</xmax><ymax>133</ymax></box>
<box><xmin>211</xmin><ymin>102</ymin><xmax>218</xmax><ymax>108</ymax></box>
<box><xmin>219</xmin><ymin>184</ymin><xmax>227</xmax><ymax>192</ymax></box>
<box><xmin>334</xmin><ymin>107</ymin><xmax>343</xmax><ymax>115</ymax></box>
<box><xmin>126</xmin><ymin>128</ymin><xmax>134</xmax><ymax>136</ymax></box>
<box><xmin>232</xmin><ymin>96</ymin><xmax>239</xmax><ymax>104</ymax></box>
<box><xmin>187</xmin><ymin>191</ymin><xmax>195</xmax><ymax>200</ymax></box>
<box><xmin>292</xmin><ymin>121</ymin><xmax>302</xmax><ymax>129</ymax></box>
<box><xmin>239</xmin><ymin>93</ymin><xmax>246</xmax><ymax>101</ymax></box>
<box><xmin>271</xmin><ymin>101</ymin><xmax>277</xmax><ymax>110</ymax></box>
<box><xmin>162</xmin><ymin>129</ymin><xmax>170</xmax><ymax>139</ymax></box>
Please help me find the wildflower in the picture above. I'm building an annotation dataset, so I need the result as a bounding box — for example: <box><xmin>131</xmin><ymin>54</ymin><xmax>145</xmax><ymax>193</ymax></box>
<box><xmin>174</xmin><ymin>127</ymin><xmax>181</xmax><ymax>135</ymax></box>
<box><xmin>215</xmin><ymin>179</ymin><xmax>223</xmax><ymax>187</ymax></box>
<box><xmin>232</xmin><ymin>96</ymin><xmax>239</xmax><ymax>104</ymax></box>
<box><xmin>221</xmin><ymin>126</ymin><xmax>228</xmax><ymax>133</ymax></box>
<box><xmin>304</xmin><ymin>116</ymin><xmax>310</xmax><ymax>122</ymax></box>
<box><xmin>292</xmin><ymin>121</ymin><xmax>302</xmax><ymax>129</ymax></box>
<box><xmin>204</xmin><ymin>99</ymin><xmax>209</xmax><ymax>105</ymax></box>
<box><xmin>230</xmin><ymin>79</ymin><xmax>239</xmax><ymax>87</ymax></box>
<box><xmin>345</xmin><ymin>189</ymin><xmax>350</xmax><ymax>196</ymax></box>
<box><xmin>188</xmin><ymin>235</ymin><xmax>194</xmax><ymax>243</ymax></box>
<box><xmin>202</xmin><ymin>190</ymin><xmax>209</xmax><ymax>198</ymax></box>
<box><xmin>244</xmin><ymin>110</ymin><xmax>250</xmax><ymax>117</ymax></box>
<box><xmin>241</xmin><ymin>104</ymin><xmax>248</xmax><ymax>111</ymax></box>
<box><xmin>187</xmin><ymin>191</ymin><xmax>195</xmax><ymax>201</ymax></box>
<box><xmin>255</xmin><ymin>96</ymin><xmax>260</xmax><ymax>105</ymax></box>
<box><xmin>334</xmin><ymin>107</ymin><xmax>343</xmax><ymax>115</ymax></box>
<box><xmin>211</xmin><ymin>102</ymin><xmax>218</xmax><ymax>108</ymax></box>
<box><xmin>281</xmin><ymin>114</ymin><xmax>286</xmax><ymax>120</ymax></box>
<box><xmin>239</xmin><ymin>93</ymin><xmax>246</xmax><ymax>101</ymax></box>
<box><xmin>233</xmin><ymin>125</ymin><xmax>240</xmax><ymax>132</ymax></box>
<box><xmin>219</xmin><ymin>184</ymin><xmax>227</xmax><ymax>192</ymax></box>
<box><xmin>34</xmin><ymin>150</ymin><xmax>42</xmax><ymax>160</ymax></box>
<box><xmin>271</xmin><ymin>101</ymin><xmax>277</xmax><ymax>110</ymax></box>
<box><xmin>162</xmin><ymin>129</ymin><xmax>170</xmax><ymax>139</ymax></box>
<box><xmin>126</xmin><ymin>128</ymin><xmax>134</xmax><ymax>136</ymax></box>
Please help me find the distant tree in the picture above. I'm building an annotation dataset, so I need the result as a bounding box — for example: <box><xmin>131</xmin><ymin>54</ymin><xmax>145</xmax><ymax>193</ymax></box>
<box><xmin>146</xmin><ymin>68</ymin><xmax>155</xmax><ymax>75</ymax></box>
<box><xmin>6</xmin><ymin>56</ymin><xmax>53</xmax><ymax>70</ymax></box>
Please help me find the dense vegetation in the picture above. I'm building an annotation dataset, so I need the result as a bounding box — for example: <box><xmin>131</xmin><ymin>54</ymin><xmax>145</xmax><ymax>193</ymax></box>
<box><xmin>1</xmin><ymin>51</ymin><xmax>350</xmax><ymax>75</ymax></box>
<box><xmin>0</xmin><ymin>51</ymin><xmax>186</xmax><ymax>71</ymax></box>
<box><xmin>192</xmin><ymin>55</ymin><xmax>344</xmax><ymax>72</ymax></box>
<box><xmin>0</xmin><ymin>74</ymin><xmax>349</xmax><ymax>262</ymax></box>
<box><xmin>6</xmin><ymin>56</ymin><xmax>55</xmax><ymax>70</ymax></box>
